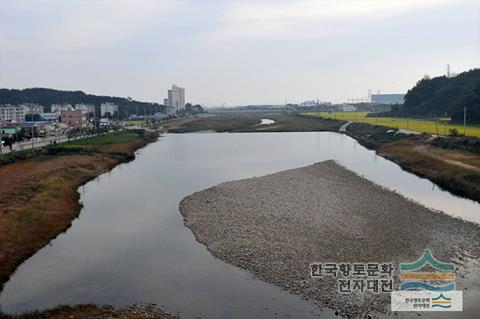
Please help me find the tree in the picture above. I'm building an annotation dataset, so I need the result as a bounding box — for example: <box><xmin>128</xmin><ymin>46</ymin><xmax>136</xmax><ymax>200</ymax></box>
<box><xmin>390</xmin><ymin>69</ymin><xmax>480</xmax><ymax>123</ymax></box>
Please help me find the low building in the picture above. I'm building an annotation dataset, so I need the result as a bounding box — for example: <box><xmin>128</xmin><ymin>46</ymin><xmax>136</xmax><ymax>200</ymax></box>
<box><xmin>299</xmin><ymin>100</ymin><xmax>332</xmax><ymax>107</ymax></box>
<box><xmin>100</xmin><ymin>102</ymin><xmax>118</xmax><ymax>117</ymax></box>
<box><xmin>75</xmin><ymin>103</ymin><xmax>96</xmax><ymax>114</ymax></box>
<box><xmin>0</xmin><ymin>124</ymin><xmax>20</xmax><ymax>137</ymax></box>
<box><xmin>99</xmin><ymin>118</ymin><xmax>112</xmax><ymax>127</ymax></box>
<box><xmin>60</xmin><ymin>110</ymin><xmax>86</xmax><ymax>130</ymax></box>
<box><xmin>42</xmin><ymin>112</ymin><xmax>59</xmax><ymax>122</ymax></box>
<box><xmin>1</xmin><ymin>104</ymin><xmax>45</xmax><ymax>122</ymax></box>
<box><xmin>341</xmin><ymin>105</ymin><xmax>357</xmax><ymax>112</ymax></box>
<box><xmin>51</xmin><ymin>104</ymin><xmax>74</xmax><ymax>114</ymax></box>
<box><xmin>152</xmin><ymin>112</ymin><xmax>169</xmax><ymax>120</ymax></box>
<box><xmin>0</xmin><ymin>104</ymin><xmax>25</xmax><ymax>122</ymax></box>
<box><xmin>21</xmin><ymin>103</ymin><xmax>44</xmax><ymax>117</ymax></box>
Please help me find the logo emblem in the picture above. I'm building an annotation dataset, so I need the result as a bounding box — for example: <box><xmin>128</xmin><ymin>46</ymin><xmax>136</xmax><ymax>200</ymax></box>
<box><xmin>391</xmin><ymin>249</ymin><xmax>462</xmax><ymax>312</ymax></box>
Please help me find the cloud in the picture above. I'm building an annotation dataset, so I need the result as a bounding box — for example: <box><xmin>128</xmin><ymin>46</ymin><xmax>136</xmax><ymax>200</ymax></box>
<box><xmin>0</xmin><ymin>0</ymin><xmax>172</xmax><ymax>50</ymax></box>
<box><xmin>199</xmin><ymin>0</ymin><xmax>465</xmax><ymax>42</ymax></box>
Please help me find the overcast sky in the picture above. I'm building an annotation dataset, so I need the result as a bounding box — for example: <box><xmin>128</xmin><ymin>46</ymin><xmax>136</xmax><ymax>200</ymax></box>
<box><xmin>0</xmin><ymin>0</ymin><xmax>479</xmax><ymax>106</ymax></box>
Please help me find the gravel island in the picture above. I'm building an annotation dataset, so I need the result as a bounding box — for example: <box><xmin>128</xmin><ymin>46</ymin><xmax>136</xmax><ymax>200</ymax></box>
<box><xmin>179</xmin><ymin>160</ymin><xmax>480</xmax><ymax>317</ymax></box>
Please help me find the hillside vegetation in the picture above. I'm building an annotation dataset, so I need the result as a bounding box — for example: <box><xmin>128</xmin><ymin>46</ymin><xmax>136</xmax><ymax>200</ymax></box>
<box><xmin>390</xmin><ymin>69</ymin><xmax>480</xmax><ymax>123</ymax></box>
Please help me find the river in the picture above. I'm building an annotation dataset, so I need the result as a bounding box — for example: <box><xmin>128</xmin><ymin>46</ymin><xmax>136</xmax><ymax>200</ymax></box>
<box><xmin>1</xmin><ymin>132</ymin><xmax>479</xmax><ymax>318</ymax></box>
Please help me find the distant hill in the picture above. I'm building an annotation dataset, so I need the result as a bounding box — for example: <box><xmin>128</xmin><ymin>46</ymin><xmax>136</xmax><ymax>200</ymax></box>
<box><xmin>0</xmin><ymin>88</ymin><xmax>164</xmax><ymax>116</ymax></box>
<box><xmin>390</xmin><ymin>69</ymin><xmax>480</xmax><ymax>123</ymax></box>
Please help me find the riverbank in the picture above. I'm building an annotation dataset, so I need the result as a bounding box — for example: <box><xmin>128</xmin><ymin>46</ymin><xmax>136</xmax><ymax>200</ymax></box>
<box><xmin>0</xmin><ymin>303</ymin><xmax>175</xmax><ymax>319</ymax></box>
<box><xmin>344</xmin><ymin>122</ymin><xmax>480</xmax><ymax>202</ymax></box>
<box><xmin>0</xmin><ymin>129</ymin><xmax>159</xmax><ymax>289</ymax></box>
<box><xmin>180</xmin><ymin>160</ymin><xmax>480</xmax><ymax>318</ymax></box>
<box><xmin>171</xmin><ymin>111</ymin><xmax>480</xmax><ymax>202</ymax></box>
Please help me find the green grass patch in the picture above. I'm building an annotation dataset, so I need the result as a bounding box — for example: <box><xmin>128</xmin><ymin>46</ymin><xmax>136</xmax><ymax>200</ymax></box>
<box><xmin>17</xmin><ymin>207</ymin><xmax>44</xmax><ymax>227</ymax></box>
<box><xmin>0</xmin><ymin>149</ymin><xmax>38</xmax><ymax>165</ymax></box>
<box><xmin>66</xmin><ymin>130</ymin><xmax>141</xmax><ymax>146</ymax></box>
<box><xmin>60</xmin><ymin>169</ymin><xmax>82</xmax><ymax>181</ymax></box>
<box><xmin>0</xmin><ymin>130</ymin><xmax>152</xmax><ymax>166</ymax></box>
<box><xmin>29</xmin><ymin>184</ymin><xmax>47</xmax><ymax>193</ymax></box>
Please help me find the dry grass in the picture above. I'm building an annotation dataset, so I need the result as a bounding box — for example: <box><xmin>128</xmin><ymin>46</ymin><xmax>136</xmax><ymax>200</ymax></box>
<box><xmin>378</xmin><ymin>140</ymin><xmax>480</xmax><ymax>202</ymax></box>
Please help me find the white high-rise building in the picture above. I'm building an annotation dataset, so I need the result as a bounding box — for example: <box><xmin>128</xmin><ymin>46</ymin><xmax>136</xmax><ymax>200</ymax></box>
<box><xmin>165</xmin><ymin>85</ymin><xmax>185</xmax><ymax>115</ymax></box>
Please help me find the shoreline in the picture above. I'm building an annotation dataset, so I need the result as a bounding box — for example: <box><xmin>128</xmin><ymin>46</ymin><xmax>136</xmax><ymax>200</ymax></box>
<box><xmin>0</xmin><ymin>130</ymin><xmax>159</xmax><ymax>290</ymax></box>
<box><xmin>179</xmin><ymin>160</ymin><xmax>480</xmax><ymax>317</ymax></box>
<box><xmin>170</xmin><ymin>112</ymin><xmax>480</xmax><ymax>203</ymax></box>
<box><xmin>0</xmin><ymin>303</ymin><xmax>176</xmax><ymax>319</ymax></box>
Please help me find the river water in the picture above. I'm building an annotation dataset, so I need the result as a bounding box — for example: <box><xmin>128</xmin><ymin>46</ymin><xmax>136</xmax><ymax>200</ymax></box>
<box><xmin>1</xmin><ymin>132</ymin><xmax>479</xmax><ymax>318</ymax></box>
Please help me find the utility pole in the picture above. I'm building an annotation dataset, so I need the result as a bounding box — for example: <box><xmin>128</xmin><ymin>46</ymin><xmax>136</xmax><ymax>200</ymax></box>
<box><xmin>93</xmin><ymin>107</ymin><xmax>97</xmax><ymax>133</ymax></box>
<box><xmin>444</xmin><ymin>112</ymin><xmax>447</xmax><ymax>136</ymax></box>
<box><xmin>31</xmin><ymin>104</ymin><xmax>34</xmax><ymax>152</ymax></box>
<box><xmin>464</xmin><ymin>106</ymin><xmax>467</xmax><ymax>136</ymax></box>
<box><xmin>144</xmin><ymin>105</ymin><xmax>147</xmax><ymax>124</ymax></box>
<box><xmin>0</xmin><ymin>124</ymin><xmax>3</xmax><ymax>157</ymax></box>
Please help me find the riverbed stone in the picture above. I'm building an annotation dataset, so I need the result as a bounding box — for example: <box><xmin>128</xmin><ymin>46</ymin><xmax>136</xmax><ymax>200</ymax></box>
<box><xmin>180</xmin><ymin>160</ymin><xmax>480</xmax><ymax>318</ymax></box>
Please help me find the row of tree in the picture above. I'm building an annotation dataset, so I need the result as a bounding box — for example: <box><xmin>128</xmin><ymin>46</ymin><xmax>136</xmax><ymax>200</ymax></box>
<box><xmin>390</xmin><ymin>69</ymin><xmax>480</xmax><ymax>123</ymax></box>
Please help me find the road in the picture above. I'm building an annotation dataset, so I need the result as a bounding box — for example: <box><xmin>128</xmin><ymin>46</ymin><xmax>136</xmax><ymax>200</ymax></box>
<box><xmin>1</xmin><ymin>134</ymin><xmax>94</xmax><ymax>155</ymax></box>
<box><xmin>339</xmin><ymin>121</ymin><xmax>352</xmax><ymax>132</ymax></box>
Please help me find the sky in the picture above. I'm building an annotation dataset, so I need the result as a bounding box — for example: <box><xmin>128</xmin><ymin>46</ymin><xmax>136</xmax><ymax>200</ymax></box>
<box><xmin>0</xmin><ymin>0</ymin><xmax>479</xmax><ymax>106</ymax></box>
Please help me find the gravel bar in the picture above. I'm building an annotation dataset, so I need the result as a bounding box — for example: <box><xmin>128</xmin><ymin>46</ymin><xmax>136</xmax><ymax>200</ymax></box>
<box><xmin>179</xmin><ymin>160</ymin><xmax>480</xmax><ymax>317</ymax></box>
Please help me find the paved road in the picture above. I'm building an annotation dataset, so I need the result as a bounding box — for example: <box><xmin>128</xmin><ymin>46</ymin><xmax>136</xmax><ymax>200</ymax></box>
<box><xmin>397</xmin><ymin>128</ymin><xmax>422</xmax><ymax>135</ymax></box>
<box><xmin>339</xmin><ymin>121</ymin><xmax>352</xmax><ymax>132</ymax></box>
<box><xmin>1</xmin><ymin>134</ymin><xmax>94</xmax><ymax>155</ymax></box>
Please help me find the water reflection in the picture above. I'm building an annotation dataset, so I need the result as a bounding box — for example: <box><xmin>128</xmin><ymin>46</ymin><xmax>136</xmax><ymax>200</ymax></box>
<box><xmin>1</xmin><ymin>132</ymin><xmax>478</xmax><ymax>319</ymax></box>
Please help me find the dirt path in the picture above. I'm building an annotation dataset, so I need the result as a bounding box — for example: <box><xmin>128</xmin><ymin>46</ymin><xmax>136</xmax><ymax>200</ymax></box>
<box><xmin>414</xmin><ymin>144</ymin><xmax>480</xmax><ymax>172</ymax></box>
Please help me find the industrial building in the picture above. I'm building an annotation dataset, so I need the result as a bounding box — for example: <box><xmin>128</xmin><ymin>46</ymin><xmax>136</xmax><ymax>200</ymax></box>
<box><xmin>371</xmin><ymin>94</ymin><xmax>405</xmax><ymax>105</ymax></box>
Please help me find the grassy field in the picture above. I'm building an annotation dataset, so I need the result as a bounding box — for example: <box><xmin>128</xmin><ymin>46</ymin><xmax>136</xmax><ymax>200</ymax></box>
<box><xmin>62</xmin><ymin>130</ymin><xmax>142</xmax><ymax>146</ymax></box>
<box><xmin>304</xmin><ymin>112</ymin><xmax>480</xmax><ymax>137</ymax></box>
<box><xmin>0</xmin><ymin>130</ymin><xmax>149</xmax><ymax>165</ymax></box>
